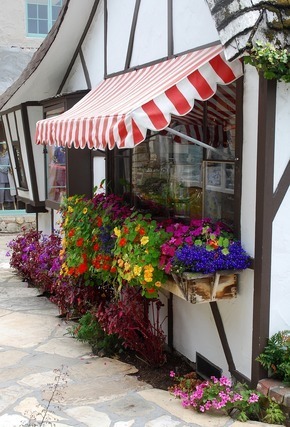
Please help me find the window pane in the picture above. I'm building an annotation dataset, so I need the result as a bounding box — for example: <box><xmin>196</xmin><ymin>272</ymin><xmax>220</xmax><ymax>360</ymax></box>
<box><xmin>27</xmin><ymin>4</ymin><xmax>37</xmax><ymax>18</ymax></box>
<box><xmin>131</xmin><ymin>135</ymin><xmax>203</xmax><ymax>220</ymax></box>
<box><xmin>39</xmin><ymin>19</ymin><xmax>48</xmax><ymax>34</ymax></box>
<box><xmin>52</xmin><ymin>5</ymin><xmax>61</xmax><ymax>20</ymax></box>
<box><xmin>205</xmin><ymin>83</ymin><xmax>236</xmax><ymax>161</ymax></box>
<box><xmin>28</xmin><ymin>19</ymin><xmax>38</xmax><ymax>33</ymax></box>
<box><xmin>38</xmin><ymin>4</ymin><xmax>48</xmax><ymax>19</ymax></box>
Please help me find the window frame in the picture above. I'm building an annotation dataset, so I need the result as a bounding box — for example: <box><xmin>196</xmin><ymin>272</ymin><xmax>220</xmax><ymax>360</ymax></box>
<box><xmin>26</xmin><ymin>0</ymin><xmax>63</xmax><ymax>38</ymax></box>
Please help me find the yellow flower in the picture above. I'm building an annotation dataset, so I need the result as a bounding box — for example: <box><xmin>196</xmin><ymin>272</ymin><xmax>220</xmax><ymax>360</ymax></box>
<box><xmin>83</xmin><ymin>207</ymin><xmax>88</xmax><ymax>214</ymax></box>
<box><xmin>114</xmin><ymin>227</ymin><xmax>121</xmax><ymax>237</ymax></box>
<box><xmin>140</xmin><ymin>236</ymin><xmax>149</xmax><ymax>246</ymax></box>
<box><xmin>64</xmin><ymin>217</ymin><xmax>68</xmax><ymax>226</ymax></box>
<box><xmin>124</xmin><ymin>262</ymin><xmax>131</xmax><ymax>271</ymax></box>
<box><xmin>133</xmin><ymin>265</ymin><xmax>142</xmax><ymax>276</ymax></box>
<box><xmin>144</xmin><ymin>275</ymin><xmax>153</xmax><ymax>283</ymax></box>
<box><xmin>144</xmin><ymin>264</ymin><xmax>154</xmax><ymax>273</ymax></box>
<box><xmin>68</xmin><ymin>206</ymin><xmax>74</xmax><ymax>213</ymax></box>
<box><xmin>135</xmin><ymin>224</ymin><xmax>140</xmax><ymax>231</ymax></box>
<box><xmin>155</xmin><ymin>281</ymin><xmax>162</xmax><ymax>287</ymax></box>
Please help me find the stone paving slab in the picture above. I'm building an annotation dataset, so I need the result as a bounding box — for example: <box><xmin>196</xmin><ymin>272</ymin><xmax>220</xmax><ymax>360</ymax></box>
<box><xmin>0</xmin><ymin>233</ymin><xmax>279</xmax><ymax>427</ymax></box>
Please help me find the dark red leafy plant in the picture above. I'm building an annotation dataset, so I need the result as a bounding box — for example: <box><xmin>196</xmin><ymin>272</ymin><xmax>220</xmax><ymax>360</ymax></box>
<box><xmin>96</xmin><ymin>285</ymin><xmax>166</xmax><ymax>367</ymax></box>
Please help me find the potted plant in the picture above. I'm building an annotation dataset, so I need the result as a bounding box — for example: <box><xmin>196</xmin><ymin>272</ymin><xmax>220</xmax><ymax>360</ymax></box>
<box><xmin>159</xmin><ymin>219</ymin><xmax>250</xmax><ymax>303</ymax></box>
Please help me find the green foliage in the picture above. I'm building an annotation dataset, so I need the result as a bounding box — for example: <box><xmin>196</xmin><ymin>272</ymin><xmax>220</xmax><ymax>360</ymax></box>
<box><xmin>257</xmin><ymin>330</ymin><xmax>290</xmax><ymax>384</ymax></box>
<box><xmin>261</xmin><ymin>399</ymin><xmax>286</xmax><ymax>425</ymax></box>
<box><xmin>68</xmin><ymin>311</ymin><xmax>122</xmax><ymax>356</ymax></box>
<box><xmin>244</xmin><ymin>41</ymin><xmax>290</xmax><ymax>83</ymax></box>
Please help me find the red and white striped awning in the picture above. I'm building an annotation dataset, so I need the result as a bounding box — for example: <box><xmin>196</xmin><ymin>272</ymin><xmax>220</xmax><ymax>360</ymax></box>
<box><xmin>35</xmin><ymin>44</ymin><xmax>243</xmax><ymax>150</ymax></box>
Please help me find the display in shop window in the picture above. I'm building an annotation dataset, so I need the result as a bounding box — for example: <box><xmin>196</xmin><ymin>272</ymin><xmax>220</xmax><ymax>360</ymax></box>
<box><xmin>47</xmin><ymin>145</ymin><xmax>66</xmax><ymax>202</ymax></box>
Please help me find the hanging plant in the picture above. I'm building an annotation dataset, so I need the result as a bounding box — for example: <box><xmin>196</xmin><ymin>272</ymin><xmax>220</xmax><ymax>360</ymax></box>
<box><xmin>244</xmin><ymin>41</ymin><xmax>290</xmax><ymax>83</ymax></box>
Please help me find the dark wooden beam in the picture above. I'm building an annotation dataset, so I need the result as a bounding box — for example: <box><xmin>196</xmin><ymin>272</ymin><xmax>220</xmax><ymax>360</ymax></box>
<box><xmin>272</xmin><ymin>160</ymin><xmax>290</xmax><ymax>219</ymax></box>
<box><xmin>251</xmin><ymin>76</ymin><xmax>277</xmax><ymax>387</ymax></box>
<box><xmin>167</xmin><ymin>0</ymin><xmax>173</xmax><ymax>56</ymax></box>
<box><xmin>58</xmin><ymin>0</ymin><xmax>100</xmax><ymax>94</ymax></box>
<box><xmin>124</xmin><ymin>0</ymin><xmax>141</xmax><ymax>70</ymax></box>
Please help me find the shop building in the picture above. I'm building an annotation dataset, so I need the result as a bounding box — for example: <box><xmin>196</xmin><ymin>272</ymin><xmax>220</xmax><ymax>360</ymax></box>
<box><xmin>0</xmin><ymin>0</ymin><xmax>289</xmax><ymax>386</ymax></box>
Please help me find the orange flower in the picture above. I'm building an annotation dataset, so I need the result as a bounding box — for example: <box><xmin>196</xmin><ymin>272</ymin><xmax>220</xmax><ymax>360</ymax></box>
<box><xmin>208</xmin><ymin>239</ymin><xmax>219</xmax><ymax>250</ymax></box>
<box><xmin>76</xmin><ymin>238</ymin><xmax>84</xmax><ymax>247</ymax></box>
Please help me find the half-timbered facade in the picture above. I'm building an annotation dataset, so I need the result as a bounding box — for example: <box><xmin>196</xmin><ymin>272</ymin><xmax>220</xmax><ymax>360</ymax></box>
<box><xmin>0</xmin><ymin>0</ymin><xmax>289</xmax><ymax>386</ymax></box>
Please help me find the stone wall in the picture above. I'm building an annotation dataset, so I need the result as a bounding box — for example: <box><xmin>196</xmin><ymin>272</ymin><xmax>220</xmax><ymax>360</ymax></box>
<box><xmin>0</xmin><ymin>214</ymin><xmax>36</xmax><ymax>234</ymax></box>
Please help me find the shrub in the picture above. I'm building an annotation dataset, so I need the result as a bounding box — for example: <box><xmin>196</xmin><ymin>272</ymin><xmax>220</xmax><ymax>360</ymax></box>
<box><xmin>96</xmin><ymin>285</ymin><xmax>166</xmax><ymax>367</ymax></box>
<box><xmin>7</xmin><ymin>229</ymin><xmax>61</xmax><ymax>293</ymax></box>
<box><xmin>67</xmin><ymin>311</ymin><xmax>122</xmax><ymax>356</ymax></box>
<box><xmin>257</xmin><ymin>330</ymin><xmax>290</xmax><ymax>385</ymax></box>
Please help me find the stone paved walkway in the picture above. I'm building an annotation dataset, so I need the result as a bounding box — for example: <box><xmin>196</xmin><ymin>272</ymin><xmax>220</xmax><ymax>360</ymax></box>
<box><xmin>0</xmin><ymin>234</ymin><xmax>277</xmax><ymax>427</ymax></box>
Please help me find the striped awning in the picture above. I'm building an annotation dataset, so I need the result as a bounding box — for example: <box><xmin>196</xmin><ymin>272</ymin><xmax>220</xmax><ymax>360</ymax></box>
<box><xmin>35</xmin><ymin>44</ymin><xmax>243</xmax><ymax>150</ymax></box>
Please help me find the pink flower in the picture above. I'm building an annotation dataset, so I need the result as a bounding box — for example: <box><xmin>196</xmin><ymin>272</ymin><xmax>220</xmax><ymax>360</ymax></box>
<box><xmin>169</xmin><ymin>371</ymin><xmax>175</xmax><ymax>378</ymax></box>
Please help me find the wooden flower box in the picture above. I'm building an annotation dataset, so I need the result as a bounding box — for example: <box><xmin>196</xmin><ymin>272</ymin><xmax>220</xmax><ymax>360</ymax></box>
<box><xmin>161</xmin><ymin>271</ymin><xmax>239</xmax><ymax>304</ymax></box>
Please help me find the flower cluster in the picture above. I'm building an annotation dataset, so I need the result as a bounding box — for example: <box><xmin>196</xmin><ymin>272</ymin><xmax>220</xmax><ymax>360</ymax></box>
<box><xmin>60</xmin><ymin>190</ymin><xmax>131</xmax><ymax>284</ymax></box>
<box><xmin>171</xmin><ymin>375</ymin><xmax>261</xmax><ymax>422</ymax></box>
<box><xmin>112</xmin><ymin>213</ymin><xmax>171</xmax><ymax>298</ymax></box>
<box><xmin>160</xmin><ymin>218</ymin><xmax>249</xmax><ymax>274</ymax></box>
<box><xmin>173</xmin><ymin>241</ymin><xmax>250</xmax><ymax>274</ymax></box>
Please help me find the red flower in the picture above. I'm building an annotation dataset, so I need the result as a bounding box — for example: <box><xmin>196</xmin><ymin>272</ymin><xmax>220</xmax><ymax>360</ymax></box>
<box><xmin>96</xmin><ymin>217</ymin><xmax>103</xmax><ymax>227</ymax></box>
<box><xmin>123</xmin><ymin>226</ymin><xmax>129</xmax><ymax>234</ymax></box>
<box><xmin>93</xmin><ymin>243</ymin><xmax>100</xmax><ymax>251</ymax></box>
<box><xmin>68</xmin><ymin>267</ymin><xmax>75</xmax><ymax>275</ymax></box>
<box><xmin>119</xmin><ymin>238</ymin><xmax>127</xmax><ymax>247</ymax></box>
<box><xmin>68</xmin><ymin>229</ymin><xmax>75</xmax><ymax>237</ymax></box>
<box><xmin>139</xmin><ymin>228</ymin><xmax>145</xmax><ymax>236</ymax></box>
<box><xmin>110</xmin><ymin>266</ymin><xmax>117</xmax><ymax>273</ymax></box>
<box><xmin>76</xmin><ymin>238</ymin><xmax>84</xmax><ymax>247</ymax></box>
<box><xmin>77</xmin><ymin>262</ymin><xmax>88</xmax><ymax>274</ymax></box>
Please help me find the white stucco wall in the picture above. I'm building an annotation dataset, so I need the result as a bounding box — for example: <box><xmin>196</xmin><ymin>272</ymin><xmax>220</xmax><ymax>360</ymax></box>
<box><xmin>270</xmin><ymin>82</ymin><xmax>290</xmax><ymax>335</ymax></box>
<box><xmin>241</xmin><ymin>65</ymin><xmax>259</xmax><ymax>257</ymax></box>
<box><xmin>173</xmin><ymin>0</ymin><xmax>219</xmax><ymax>53</ymax></box>
<box><xmin>0</xmin><ymin>0</ymin><xmax>43</xmax><ymax>48</ymax></box>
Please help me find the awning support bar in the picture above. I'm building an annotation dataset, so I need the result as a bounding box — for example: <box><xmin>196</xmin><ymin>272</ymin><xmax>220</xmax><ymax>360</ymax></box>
<box><xmin>165</xmin><ymin>127</ymin><xmax>221</xmax><ymax>154</ymax></box>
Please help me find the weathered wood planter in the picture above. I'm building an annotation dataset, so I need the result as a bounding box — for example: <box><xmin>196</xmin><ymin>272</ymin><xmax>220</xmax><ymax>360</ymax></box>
<box><xmin>162</xmin><ymin>271</ymin><xmax>239</xmax><ymax>304</ymax></box>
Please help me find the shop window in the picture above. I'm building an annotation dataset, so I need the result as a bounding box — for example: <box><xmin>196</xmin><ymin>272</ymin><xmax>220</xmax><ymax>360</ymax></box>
<box><xmin>108</xmin><ymin>81</ymin><xmax>241</xmax><ymax>229</ymax></box>
<box><xmin>46</xmin><ymin>145</ymin><xmax>66</xmax><ymax>202</ymax></box>
<box><xmin>12</xmin><ymin>141</ymin><xmax>28</xmax><ymax>190</ymax></box>
<box><xmin>26</xmin><ymin>0</ymin><xmax>63</xmax><ymax>37</ymax></box>
<box><xmin>44</xmin><ymin>105</ymin><xmax>66</xmax><ymax>204</ymax></box>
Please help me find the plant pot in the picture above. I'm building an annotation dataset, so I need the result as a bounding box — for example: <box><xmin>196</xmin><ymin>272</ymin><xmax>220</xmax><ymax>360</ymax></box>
<box><xmin>162</xmin><ymin>271</ymin><xmax>239</xmax><ymax>304</ymax></box>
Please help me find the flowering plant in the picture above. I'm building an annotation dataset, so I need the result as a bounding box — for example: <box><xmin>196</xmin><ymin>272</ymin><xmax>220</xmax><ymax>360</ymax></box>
<box><xmin>112</xmin><ymin>212</ymin><xmax>171</xmax><ymax>298</ymax></box>
<box><xmin>59</xmin><ymin>188</ymin><xmax>131</xmax><ymax>285</ymax></box>
<box><xmin>160</xmin><ymin>218</ymin><xmax>250</xmax><ymax>275</ymax></box>
<box><xmin>170</xmin><ymin>374</ymin><xmax>286</xmax><ymax>424</ymax></box>
<box><xmin>171</xmin><ymin>374</ymin><xmax>260</xmax><ymax>422</ymax></box>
